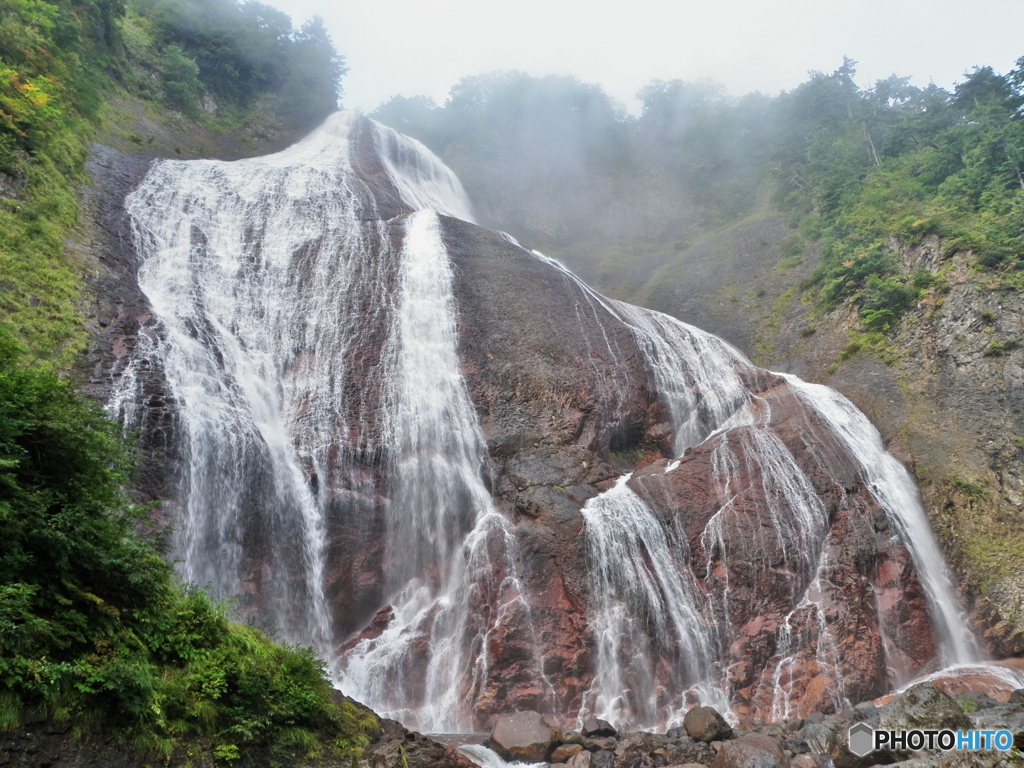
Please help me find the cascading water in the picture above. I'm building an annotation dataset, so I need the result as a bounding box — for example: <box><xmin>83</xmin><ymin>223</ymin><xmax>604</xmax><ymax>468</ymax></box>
<box><xmin>560</xmin><ymin>277</ymin><xmax>979</xmax><ymax>725</ymax></box>
<box><xmin>335</xmin><ymin>210</ymin><xmax>538</xmax><ymax>731</ymax></box>
<box><xmin>116</xmin><ymin>113</ymin><xmax>544</xmax><ymax>731</ymax></box>
<box><xmin>114</xmin><ymin>113</ymin><xmax>487</xmax><ymax>657</ymax></box>
<box><xmin>580</xmin><ymin>474</ymin><xmax>725</xmax><ymax>728</ymax></box>
<box><xmin>783</xmin><ymin>376</ymin><xmax>980</xmax><ymax>664</ymax></box>
<box><xmin>113</xmin><ymin>110</ymin><xmax>987</xmax><ymax>732</ymax></box>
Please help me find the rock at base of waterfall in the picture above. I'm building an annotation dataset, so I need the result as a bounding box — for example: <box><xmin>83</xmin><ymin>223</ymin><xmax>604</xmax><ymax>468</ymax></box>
<box><xmin>709</xmin><ymin>733</ymin><xmax>790</xmax><ymax>768</ymax></box>
<box><xmin>614</xmin><ymin>732</ymin><xmax>656</xmax><ymax>766</ymax></box>
<box><xmin>664</xmin><ymin>738</ymin><xmax>717</xmax><ymax>766</ymax></box>
<box><xmin>489</xmin><ymin>711</ymin><xmax>557</xmax><ymax>762</ymax></box>
<box><xmin>552</xmin><ymin>744</ymin><xmax>584</xmax><ymax>762</ymax></box>
<box><xmin>790</xmin><ymin>756</ymin><xmax>831</xmax><ymax>768</ymax></box>
<box><xmin>566</xmin><ymin>748</ymin><xmax>593</xmax><ymax>768</ymax></box>
<box><xmin>878</xmin><ymin>682</ymin><xmax>971</xmax><ymax>736</ymax></box>
<box><xmin>684</xmin><ymin>706</ymin><xmax>734</xmax><ymax>743</ymax></box>
<box><xmin>796</xmin><ymin>723</ymin><xmax>836</xmax><ymax>756</ymax></box>
<box><xmin>582</xmin><ymin>718</ymin><xmax>618</xmax><ymax>738</ymax></box>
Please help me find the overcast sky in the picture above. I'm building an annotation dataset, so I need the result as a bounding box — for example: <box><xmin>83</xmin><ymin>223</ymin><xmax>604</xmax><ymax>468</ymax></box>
<box><xmin>264</xmin><ymin>0</ymin><xmax>1024</xmax><ymax>114</ymax></box>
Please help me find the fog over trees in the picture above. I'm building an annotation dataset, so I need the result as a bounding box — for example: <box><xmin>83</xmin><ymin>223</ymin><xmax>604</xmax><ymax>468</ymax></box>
<box><xmin>373</xmin><ymin>57</ymin><xmax>1024</xmax><ymax>330</ymax></box>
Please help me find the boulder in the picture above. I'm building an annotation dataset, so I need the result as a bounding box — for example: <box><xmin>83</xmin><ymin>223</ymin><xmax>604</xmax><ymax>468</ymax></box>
<box><xmin>663</xmin><ymin>737</ymin><xmax>716</xmax><ymax>766</ymax></box>
<box><xmin>791</xmin><ymin>756</ymin><xmax>831</xmax><ymax>768</ymax></box>
<box><xmin>796</xmin><ymin>723</ymin><xmax>836</xmax><ymax>756</ymax></box>
<box><xmin>583</xmin><ymin>718</ymin><xmax>618</xmax><ymax>738</ymax></box>
<box><xmin>553</xmin><ymin>744</ymin><xmax>585</xmax><ymax>762</ymax></box>
<box><xmin>614</xmin><ymin>731</ymin><xmax>655</xmax><ymax>768</ymax></box>
<box><xmin>489</xmin><ymin>711</ymin><xmax>557</xmax><ymax>762</ymax></box>
<box><xmin>684</xmin><ymin>706</ymin><xmax>734</xmax><ymax>743</ymax></box>
<box><xmin>710</xmin><ymin>734</ymin><xmax>790</xmax><ymax>768</ymax></box>
<box><xmin>567</xmin><ymin>750</ymin><xmax>593</xmax><ymax>768</ymax></box>
<box><xmin>877</xmin><ymin>682</ymin><xmax>971</xmax><ymax>734</ymax></box>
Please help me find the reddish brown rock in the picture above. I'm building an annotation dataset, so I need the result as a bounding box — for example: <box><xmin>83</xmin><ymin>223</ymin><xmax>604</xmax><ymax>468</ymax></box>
<box><xmin>710</xmin><ymin>734</ymin><xmax>790</xmax><ymax>768</ymax></box>
<box><xmin>552</xmin><ymin>744</ymin><xmax>584</xmax><ymax>762</ymax></box>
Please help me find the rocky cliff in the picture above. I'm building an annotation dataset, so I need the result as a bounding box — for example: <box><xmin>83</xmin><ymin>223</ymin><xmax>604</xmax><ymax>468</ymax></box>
<box><xmin>634</xmin><ymin>219</ymin><xmax>1024</xmax><ymax>659</ymax></box>
<box><xmin>75</xmin><ymin>113</ymin><xmax>1004</xmax><ymax>735</ymax></box>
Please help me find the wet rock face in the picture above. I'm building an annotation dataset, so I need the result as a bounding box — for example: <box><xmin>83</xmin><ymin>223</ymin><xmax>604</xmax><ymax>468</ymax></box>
<box><xmin>437</xmin><ymin>215</ymin><xmax>940</xmax><ymax>724</ymax></box>
<box><xmin>589</xmin><ymin>378</ymin><xmax>933</xmax><ymax>721</ymax></box>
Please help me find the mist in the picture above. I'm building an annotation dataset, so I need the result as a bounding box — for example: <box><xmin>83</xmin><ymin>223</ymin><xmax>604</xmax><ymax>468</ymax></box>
<box><xmin>262</xmin><ymin>0</ymin><xmax>1024</xmax><ymax>116</ymax></box>
<box><xmin>369</xmin><ymin>70</ymin><xmax>785</xmax><ymax>295</ymax></box>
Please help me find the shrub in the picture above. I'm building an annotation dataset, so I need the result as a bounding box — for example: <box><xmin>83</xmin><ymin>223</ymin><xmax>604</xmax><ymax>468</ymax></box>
<box><xmin>0</xmin><ymin>326</ymin><xmax>377</xmax><ymax>758</ymax></box>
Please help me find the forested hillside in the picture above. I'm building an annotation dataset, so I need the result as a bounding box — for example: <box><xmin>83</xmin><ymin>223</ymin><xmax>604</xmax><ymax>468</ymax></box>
<box><xmin>374</xmin><ymin>58</ymin><xmax>1024</xmax><ymax>326</ymax></box>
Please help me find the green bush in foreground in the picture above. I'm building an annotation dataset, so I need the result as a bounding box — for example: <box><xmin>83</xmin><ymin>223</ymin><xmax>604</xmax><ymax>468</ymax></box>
<box><xmin>0</xmin><ymin>326</ymin><xmax>377</xmax><ymax>760</ymax></box>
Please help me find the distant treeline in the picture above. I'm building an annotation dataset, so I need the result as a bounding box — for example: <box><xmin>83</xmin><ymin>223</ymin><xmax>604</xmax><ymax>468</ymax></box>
<box><xmin>374</xmin><ymin>58</ymin><xmax>1024</xmax><ymax>330</ymax></box>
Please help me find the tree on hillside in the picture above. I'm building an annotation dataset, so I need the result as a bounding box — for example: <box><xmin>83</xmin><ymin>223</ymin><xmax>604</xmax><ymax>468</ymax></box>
<box><xmin>135</xmin><ymin>0</ymin><xmax>345</xmax><ymax>123</ymax></box>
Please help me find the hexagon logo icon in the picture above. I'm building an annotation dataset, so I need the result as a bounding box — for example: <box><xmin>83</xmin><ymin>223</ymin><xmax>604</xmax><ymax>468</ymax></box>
<box><xmin>848</xmin><ymin>722</ymin><xmax>875</xmax><ymax>757</ymax></box>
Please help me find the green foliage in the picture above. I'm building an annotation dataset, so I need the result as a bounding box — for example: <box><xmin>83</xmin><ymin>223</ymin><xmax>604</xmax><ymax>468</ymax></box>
<box><xmin>950</xmin><ymin>477</ymin><xmax>988</xmax><ymax>500</ymax></box>
<box><xmin>134</xmin><ymin>0</ymin><xmax>345</xmax><ymax>125</ymax></box>
<box><xmin>0</xmin><ymin>327</ymin><xmax>378</xmax><ymax>757</ymax></box>
<box><xmin>783</xmin><ymin>57</ymin><xmax>1024</xmax><ymax>330</ymax></box>
<box><xmin>159</xmin><ymin>43</ymin><xmax>201</xmax><ymax>116</ymax></box>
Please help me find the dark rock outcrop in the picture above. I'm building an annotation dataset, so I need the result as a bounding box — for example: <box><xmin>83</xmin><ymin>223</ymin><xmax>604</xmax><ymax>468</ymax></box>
<box><xmin>877</xmin><ymin>682</ymin><xmax>971</xmax><ymax>736</ymax></box>
<box><xmin>684</xmin><ymin>706</ymin><xmax>734</xmax><ymax>743</ymax></box>
<box><xmin>583</xmin><ymin>719</ymin><xmax>619</xmax><ymax>738</ymax></box>
<box><xmin>488</xmin><ymin>711</ymin><xmax>558</xmax><ymax>762</ymax></box>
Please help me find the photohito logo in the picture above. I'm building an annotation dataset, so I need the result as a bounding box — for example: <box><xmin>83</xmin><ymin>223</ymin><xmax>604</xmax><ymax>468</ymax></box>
<box><xmin>847</xmin><ymin>723</ymin><xmax>1014</xmax><ymax>757</ymax></box>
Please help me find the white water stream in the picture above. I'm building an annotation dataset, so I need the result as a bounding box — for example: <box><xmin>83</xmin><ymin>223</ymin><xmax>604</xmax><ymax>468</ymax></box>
<box><xmin>335</xmin><ymin>210</ymin><xmax>537</xmax><ymax>731</ymax></box>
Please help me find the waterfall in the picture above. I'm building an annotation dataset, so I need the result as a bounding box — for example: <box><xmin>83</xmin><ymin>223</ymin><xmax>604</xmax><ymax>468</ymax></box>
<box><xmin>335</xmin><ymin>210</ymin><xmax>535</xmax><ymax>732</ymax></box>
<box><xmin>579</xmin><ymin>474</ymin><xmax>726</xmax><ymax>728</ymax></box>
<box><xmin>119</xmin><ymin>113</ymin><xmax>381</xmax><ymax>652</ymax></box>
<box><xmin>113</xmin><ymin>111</ymin><xmax>982</xmax><ymax>731</ymax></box>
<box><xmin>115</xmin><ymin>113</ymin><xmax>482</xmax><ymax>660</ymax></box>
<box><xmin>783</xmin><ymin>376</ymin><xmax>980</xmax><ymax>665</ymax></box>
<box><xmin>569</xmin><ymin>297</ymin><xmax>978</xmax><ymax>725</ymax></box>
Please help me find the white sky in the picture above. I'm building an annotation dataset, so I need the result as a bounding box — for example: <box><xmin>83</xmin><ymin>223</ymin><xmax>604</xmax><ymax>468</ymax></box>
<box><xmin>264</xmin><ymin>0</ymin><xmax>1024</xmax><ymax>115</ymax></box>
